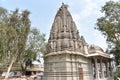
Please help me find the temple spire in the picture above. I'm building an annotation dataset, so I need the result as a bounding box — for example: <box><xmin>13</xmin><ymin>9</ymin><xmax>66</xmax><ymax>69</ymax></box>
<box><xmin>62</xmin><ymin>3</ymin><xmax>67</xmax><ymax>26</ymax></box>
<box><xmin>47</xmin><ymin>3</ymin><xmax>85</xmax><ymax>53</ymax></box>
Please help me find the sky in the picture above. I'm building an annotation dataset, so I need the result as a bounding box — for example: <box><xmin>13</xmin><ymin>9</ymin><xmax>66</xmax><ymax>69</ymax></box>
<box><xmin>0</xmin><ymin>0</ymin><xmax>119</xmax><ymax>51</ymax></box>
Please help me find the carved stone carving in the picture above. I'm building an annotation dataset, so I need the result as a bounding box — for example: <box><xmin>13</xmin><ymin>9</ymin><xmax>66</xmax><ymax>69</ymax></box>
<box><xmin>46</xmin><ymin>3</ymin><xmax>86</xmax><ymax>53</ymax></box>
<box><xmin>62</xmin><ymin>39</ymin><xmax>69</xmax><ymax>49</ymax></box>
<box><xmin>56</xmin><ymin>39</ymin><xmax>61</xmax><ymax>51</ymax></box>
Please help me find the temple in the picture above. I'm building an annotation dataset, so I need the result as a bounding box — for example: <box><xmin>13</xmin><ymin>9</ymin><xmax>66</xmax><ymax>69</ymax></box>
<box><xmin>43</xmin><ymin>3</ymin><xmax>115</xmax><ymax>80</ymax></box>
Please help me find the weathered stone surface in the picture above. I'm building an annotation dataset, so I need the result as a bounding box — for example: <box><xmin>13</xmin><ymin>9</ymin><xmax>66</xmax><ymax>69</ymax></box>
<box><xmin>46</xmin><ymin>3</ymin><xmax>85</xmax><ymax>53</ymax></box>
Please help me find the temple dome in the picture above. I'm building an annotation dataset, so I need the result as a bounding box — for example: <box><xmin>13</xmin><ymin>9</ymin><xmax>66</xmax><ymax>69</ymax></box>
<box><xmin>88</xmin><ymin>45</ymin><xmax>104</xmax><ymax>54</ymax></box>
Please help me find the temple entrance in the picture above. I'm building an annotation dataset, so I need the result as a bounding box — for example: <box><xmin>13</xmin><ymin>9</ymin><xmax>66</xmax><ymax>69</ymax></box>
<box><xmin>79</xmin><ymin>68</ymin><xmax>83</xmax><ymax>80</ymax></box>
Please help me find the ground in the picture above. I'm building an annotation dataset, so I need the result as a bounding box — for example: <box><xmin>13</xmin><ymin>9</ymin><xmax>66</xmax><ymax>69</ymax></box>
<box><xmin>0</xmin><ymin>76</ymin><xmax>37</xmax><ymax>80</ymax></box>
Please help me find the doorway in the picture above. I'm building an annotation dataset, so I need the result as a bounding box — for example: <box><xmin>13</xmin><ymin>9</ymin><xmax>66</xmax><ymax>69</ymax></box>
<box><xmin>79</xmin><ymin>68</ymin><xmax>83</xmax><ymax>80</ymax></box>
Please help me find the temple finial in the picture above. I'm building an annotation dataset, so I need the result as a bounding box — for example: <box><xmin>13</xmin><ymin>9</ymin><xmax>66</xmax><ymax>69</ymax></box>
<box><xmin>61</xmin><ymin>3</ymin><xmax>68</xmax><ymax>8</ymax></box>
<box><xmin>62</xmin><ymin>2</ymin><xmax>64</xmax><ymax>5</ymax></box>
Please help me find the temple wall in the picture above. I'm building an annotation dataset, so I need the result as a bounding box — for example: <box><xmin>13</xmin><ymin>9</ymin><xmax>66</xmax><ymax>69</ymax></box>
<box><xmin>65</xmin><ymin>54</ymin><xmax>93</xmax><ymax>80</ymax></box>
<box><xmin>43</xmin><ymin>54</ymin><xmax>67</xmax><ymax>80</ymax></box>
<box><xmin>43</xmin><ymin>53</ymin><xmax>93</xmax><ymax>80</ymax></box>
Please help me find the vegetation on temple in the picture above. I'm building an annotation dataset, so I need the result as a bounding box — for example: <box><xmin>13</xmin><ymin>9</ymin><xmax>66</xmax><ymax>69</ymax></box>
<box><xmin>96</xmin><ymin>1</ymin><xmax>120</xmax><ymax>65</ymax></box>
<box><xmin>0</xmin><ymin>7</ymin><xmax>46</xmax><ymax>78</ymax></box>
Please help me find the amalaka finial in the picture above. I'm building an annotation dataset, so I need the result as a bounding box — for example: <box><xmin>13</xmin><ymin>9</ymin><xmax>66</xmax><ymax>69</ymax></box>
<box><xmin>61</xmin><ymin>2</ymin><xmax>68</xmax><ymax>8</ymax></box>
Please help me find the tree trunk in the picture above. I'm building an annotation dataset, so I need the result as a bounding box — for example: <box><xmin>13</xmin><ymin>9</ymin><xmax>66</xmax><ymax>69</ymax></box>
<box><xmin>5</xmin><ymin>59</ymin><xmax>14</xmax><ymax>79</ymax></box>
<box><xmin>21</xmin><ymin>62</ymin><xmax>27</xmax><ymax>75</ymax></box>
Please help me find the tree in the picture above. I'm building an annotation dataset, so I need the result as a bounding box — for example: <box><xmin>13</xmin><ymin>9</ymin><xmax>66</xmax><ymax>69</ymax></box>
<box><xmin>96</xmin><ymin>1</ymin><xmax>120</xmax><ymax>64</ymax></box>
<box><xmin>20</xmin><ymin>28</ymin><xmax>46</xmax><ymax>75</ymax></box>
<box><xmin>0</xmin><ymin>7</ymin><xmax>31</xmax><ymax>78</ymax></box>
<box><xmin>0</xmin><ymin>7</ymin><xmax>8</xmax><ymax>64</ymax></box>
<box><xmin>0</xmin><ymin>7</ymin><xmax>46</xmax><ymax>78</ymax></box>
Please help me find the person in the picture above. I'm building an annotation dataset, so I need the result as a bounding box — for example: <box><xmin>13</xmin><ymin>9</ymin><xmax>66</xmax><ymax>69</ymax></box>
<box><xmin>33</xmin><ymin>71</ymin><xmax>37</xmax><ymax>80</ymax></box>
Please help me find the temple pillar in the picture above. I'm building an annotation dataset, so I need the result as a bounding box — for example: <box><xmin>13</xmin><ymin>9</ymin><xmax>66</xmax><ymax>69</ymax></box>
<box><xmin>100</xmin><ymin>58</ymin><xmax>104</xmax><ymax>79</ymax></box>
<box><xmin>108</xmin><ymin>61</ymin><xmax>112</xmax><ymax>77</ymax></box>
<box><xmin>107</xmin><ymin>62</ymin><xmax>110</xmax><ymax>77</ymax></box>
<box><xmin>107</xmin><ymin>61</ymin><xmax>110</xmax><ymax>77</ymax></box>
<box><xmin>109</xmin><ymin>61</ymin><xmax>112</xmax><ymax>77</ymax></box>
<box><xmin>94</xmin><ymin>57</ymin><xmax>99</xmax><ymax>80</ymax></box>
<box><xmin>105</xmin><ymin>61</ymin><xmax>109</xmax><ymax>78</ymax></box>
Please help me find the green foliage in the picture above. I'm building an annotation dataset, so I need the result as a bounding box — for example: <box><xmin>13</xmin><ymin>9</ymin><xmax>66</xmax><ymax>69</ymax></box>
<box><xmin>96</xmin><ymin>1</ymin><xmax>120</xmax><ymax>46</ymax></box>
<box><xmin>113</xmin><ymin>71</ymin><xmax>120</xmax><ymax>79</ymax></box>
<box><xmin>96</xmin><ymin>1</ymin><xmax>120</xmax><ymax>64</ymax></box>
<box><xmin>110</xmin><ymin>47</ymin><xmax>120</xmax><ymax>65</ymax></box>
<box><xmin>19</xmin><ymin>28</ymin><xmax>46</xmax><ymax>75</ymax></box>
<box><xmin>24</xmin><ymin>28</ymin><xmax>46</xmax><ymax>62</ymax></box>
<box><xmin>0</xmin><ymin>6</ymin><xmax>46</xmax><ymax>76</ymax></box>
<box><xmin>0</xmin><ymin>7</ymin><xmax>31</xmax><ymax>77</ymax></box>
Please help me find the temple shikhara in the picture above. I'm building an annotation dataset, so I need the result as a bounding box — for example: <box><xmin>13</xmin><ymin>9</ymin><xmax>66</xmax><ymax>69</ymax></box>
<box><xmin>43</xmin><ymin>3</ymin><xmax>115</xmax><ymax>80</ymax></box>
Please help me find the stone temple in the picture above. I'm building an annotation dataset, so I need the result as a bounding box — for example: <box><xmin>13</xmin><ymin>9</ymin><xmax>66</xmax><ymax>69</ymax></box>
<box><xmin>43</xmin><ymin>3</ymin><xmax>115</xmax><ymax>80</ymax></box>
